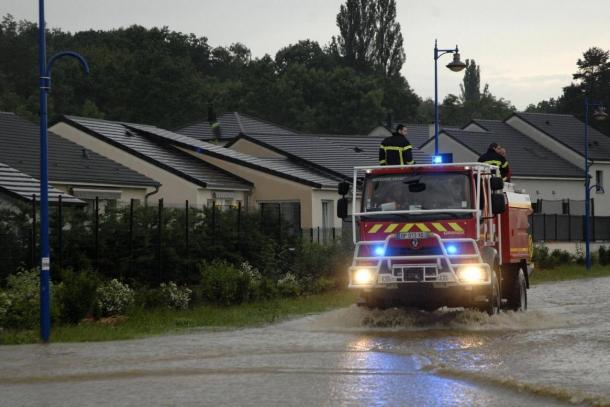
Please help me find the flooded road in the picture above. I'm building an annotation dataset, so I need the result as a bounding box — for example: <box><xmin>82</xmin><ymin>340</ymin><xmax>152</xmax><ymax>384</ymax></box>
<box><xmin>1</xmin><ymin>276</ymin><xmax>609</xmax><ymax>406</ymax></box>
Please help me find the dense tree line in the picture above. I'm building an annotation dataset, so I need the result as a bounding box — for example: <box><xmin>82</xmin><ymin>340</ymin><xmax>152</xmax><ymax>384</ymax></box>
<box><xmin>526</xmin><ymin>47</ymin><xmax>610</xmax><ymax>136</ymax></box>
<box><xmin>0</xmin><ymin>0</ymin><xmax>540</xmax><ymax>135</ymax></box>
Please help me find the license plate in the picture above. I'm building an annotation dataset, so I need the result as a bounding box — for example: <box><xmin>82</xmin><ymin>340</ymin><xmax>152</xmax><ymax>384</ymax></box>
<box><xmin>397</xmin><ymin>232</ymin><xmax>427</xmax><ymax>240</ymax></box>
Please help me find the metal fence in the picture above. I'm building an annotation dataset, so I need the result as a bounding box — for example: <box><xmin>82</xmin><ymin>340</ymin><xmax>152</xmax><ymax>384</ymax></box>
<box><xmin>534</xmin><ymin>199</ymin><xmax>594</xmax><ymax>216</ymax></box>
<box><xmin>531</xmin><ymin>214</ymin><xmax>610</xmax><ymax>241</ymax></box>
<box><xmin>0</xmin><ymin>197</ymin><xmax>349</xmax><ymax>281</ymax></box>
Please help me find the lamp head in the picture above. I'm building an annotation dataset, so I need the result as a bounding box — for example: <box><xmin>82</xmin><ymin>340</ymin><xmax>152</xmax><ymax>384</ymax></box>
<box><xmin>446</xmin><ymin>52</ymin><xmax>467</xmax><ymax>72</ymax></box>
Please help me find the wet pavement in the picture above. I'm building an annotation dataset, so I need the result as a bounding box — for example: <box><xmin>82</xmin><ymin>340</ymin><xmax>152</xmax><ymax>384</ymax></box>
<box><xmin>1</xmin><ymin>276</ymin><xmax>609</xmax><ymax>406</ymax></box>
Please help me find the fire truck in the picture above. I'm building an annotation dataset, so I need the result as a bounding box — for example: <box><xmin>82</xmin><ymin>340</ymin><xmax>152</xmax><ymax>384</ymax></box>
<box><xmin>337</xmin><ymin>162</ymin><xmax>533</xmax><ymax>314</ymax></box>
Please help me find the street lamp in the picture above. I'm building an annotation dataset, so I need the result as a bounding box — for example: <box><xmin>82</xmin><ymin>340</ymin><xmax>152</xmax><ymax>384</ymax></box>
<box><xmin>38</xmin><ymin>0</ymin><xmax>89</xmax><ymax>342</ymax></box>
<box><xmin>584</xmin><ymin>96</ymin><xmax>607</xmax><ymax>271</ymax></box>
<box><xmin>434</xmin><ymin>39</ymin><xmax>466</xmax><ymax>156</ymax></box>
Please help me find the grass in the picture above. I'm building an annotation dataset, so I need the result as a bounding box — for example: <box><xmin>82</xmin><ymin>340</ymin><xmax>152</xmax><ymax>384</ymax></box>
<box><xmin>530</xmin><ymin>264</ymin><xmax>610</xmax><ymax>284</ymax></box>
<box><xmin>0</xmin><ymin>290</ymin><xmax>358</xmax><ymax>345</ymax></box>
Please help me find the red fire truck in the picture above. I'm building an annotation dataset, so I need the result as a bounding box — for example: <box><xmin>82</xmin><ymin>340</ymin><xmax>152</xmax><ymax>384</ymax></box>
<box><xmin>337</xmin><ymin>162</ymin><xmax>533</xmax><ymax>314</ymax></box>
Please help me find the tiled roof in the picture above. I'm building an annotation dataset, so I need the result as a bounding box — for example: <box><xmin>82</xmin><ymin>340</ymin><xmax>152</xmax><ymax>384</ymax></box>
<box><xmin>0</xmin><ymin>162</ymin><xmax>84</xmax><ymax>205</ymax></box>
<box><xmin>436</xmin><ymin>121</ymin><xmax>583</xmax><ymax>178</ymax></box>
<box><xmin>0</xmin><ymin>112</ymin><xmax>157</xmax><ymax>188</ymax></box>
<box><xmin>372</xmin><ymin>123</ymin><xmax>431</xmax><ymax>148</ymax></box>
<box><xmin>175</xmin><ymin>112</ymin><xmax>298</xmax><ymax>141</ymax></box>
<box><xmin>228</xmin><ymin>132</ymin><xmax>432</xmax><ymax>180</ymax></box>
<box><xmin>126</xmin><ymin>124</ymin><xmax>341</xmax><ymax>189</ymax></box>
<box><xmin>60</xmin><ymin>116</ymin><xmax>253</xmax><ymax>191</ymax></box>
<box><xmin>512</xmin><ymin>112</ymin><xmax>610</xmax><ymax>161</ymax></box>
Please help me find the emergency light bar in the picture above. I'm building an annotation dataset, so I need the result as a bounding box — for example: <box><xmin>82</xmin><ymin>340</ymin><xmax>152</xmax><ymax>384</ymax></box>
<box><xmin>432</xmin><ymin>153</ymin><xmax>453</xmax><ymax>164</ymax></box>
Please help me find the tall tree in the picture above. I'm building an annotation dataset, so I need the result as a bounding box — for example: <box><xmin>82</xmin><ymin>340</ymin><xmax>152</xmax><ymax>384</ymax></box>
<box><xmin>460</xmin><ymin>59</ymin><xmax>481</xmax><ymax>104</ymax></box>
<box><xmin>335</xmin><ymin>0</ymin><xmax>405</xmax><ymax>76</ymax></box>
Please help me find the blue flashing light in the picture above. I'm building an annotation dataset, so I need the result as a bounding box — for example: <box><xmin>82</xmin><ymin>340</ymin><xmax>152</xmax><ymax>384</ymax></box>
<box><xmin>446</xmin><ymin>244</ymin><xmax>458</xmax><ymax>254</ymax></box>
<box><xmin>374</xmin><ymin>246</ymin><xmax>385</xmax><ymax>256</ymax></box>
<box><xmin>432</xmin><ymin>153</ymin><xmax>453</xmax><ymax>164</ymax></box>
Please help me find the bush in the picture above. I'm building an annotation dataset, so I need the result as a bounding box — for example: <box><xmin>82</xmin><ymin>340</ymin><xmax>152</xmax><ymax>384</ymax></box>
<box><xmin>159</xmin><ymin>282</ymin><xmax>192</xmax><ymax>310</ymax></box>
<box><xmin>0</xmin><ymin>290</ymin><xmax>11</xmax><ymax>329</ymax></box>
<box><xmin>277</xmin><ymin>273</ymin><xmax>302</xmax><ymax>297</ymax></box>
<box><xmin>599</xmin><ymin>246</ymin><xmax>610</xmax><ymax>266</ymax></box>
<box><xmin>3</xmin><ymin>269</ymin><xmax>43</xmax><ymax>329</ymax></box>
<box><xmin>199</xmin><ymin>260</ymin><xmax>251</xmax><ymax>305</ymax></box>
<box><xmin>55</xmin><ymin>269</ymin><xmax>100</xmax><ymax>324</ymax></box>
<box><xmin>533</xmin><ymin>245</ymin><xmax>573</xmax><ymax>269</ymax></box>
<box><xmin>95</xmin><ymin>279</ymin><xmax>134</xmax><ymax>316</ymax></box>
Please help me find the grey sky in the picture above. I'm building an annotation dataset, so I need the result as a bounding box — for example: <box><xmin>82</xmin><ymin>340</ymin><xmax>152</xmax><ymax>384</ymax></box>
<box><xmin>4</xmin><ymin>0</ymin><xmax>610</xmax><ymax>110</ymax></box>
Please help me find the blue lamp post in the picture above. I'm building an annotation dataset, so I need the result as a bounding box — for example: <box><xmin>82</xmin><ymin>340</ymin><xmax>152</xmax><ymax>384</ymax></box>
<box><xmin>583</xmin><ymin>97</ymin><xmax>607</xmax><ymax>271</ymax></box>
<box><xmin>434</xmin><ymin>40</ymin><xmax>466</xmax><ymax>156</ymax></box>
<box><xmin>38</xmin><ymin>0</ymin><xmax>89</xmax><ymax>342</ymax></box>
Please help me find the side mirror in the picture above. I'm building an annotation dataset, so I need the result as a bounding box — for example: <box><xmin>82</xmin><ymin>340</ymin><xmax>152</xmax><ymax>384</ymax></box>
<box><xmin>490</xmin><ymin>177</ymin><xmax>504</xmax><ymax>191</ymax></box>
<box><xmin>337</xmin><ymin>197</ymin><xmax>348</xmax><ymax>219</ymax></box>
<box><xmin>338</xmin><ymin>181</ymin><xmax>350</xmax><ymax>196</ymax></box>
<box><xmin>491</xmin><ymin>193</ymin><xmax>506</xmax><ymax>214</ymax></box>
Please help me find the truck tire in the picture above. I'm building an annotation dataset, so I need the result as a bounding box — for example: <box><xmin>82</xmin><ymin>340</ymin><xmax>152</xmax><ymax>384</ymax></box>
<box><xmin>480</xmin><ymin>270</ymin><xmax>501</xmax><ymax>316</ymax></box>
<box><xmin>506</xmin><ymin>269</ymin><xmax>527</xmax><ymax>311</ymax></box>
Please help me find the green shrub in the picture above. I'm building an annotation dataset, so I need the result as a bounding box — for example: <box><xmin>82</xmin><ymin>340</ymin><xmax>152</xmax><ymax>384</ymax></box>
<box><xmin>3</xmin><ymin>269</ymin><xmax>42</xmax><ymax>329</ymax></box>
<box><xmin>533</xmin><ymin>245</ymin><xmax>573</xmax><ymax>269</ymax></box>
<box><xmin>277</xmin><ymin>273</ymin><xmax>302</xmax><ymax>297</ymax></box>
<box><xmin>95</xmin><ymin>279</ymin><xmax>135</xmax><ymax>316</ymax></box>
<box><xmin>0</xmin><ymin>290</ymin><xmax>11</xmax><ymax>329</ymax></box>
<box><xmin>599</xmin><ymin>246</ymin><xmax>610</xmax><ymax>266</ymax></box>
<box><xmin>55</xmin><ymin>269</ymin><xmax>100</xmax><ymax>324</ymax></box>
<box><xmin>199</xmin><ymin>260</ymin><xmax>251</xmax><ymax>305</ymax></box>
<box><xmin>159</xmin><ymin>282</ymin><xmax>192</xmax><ymax>310</ymax></box>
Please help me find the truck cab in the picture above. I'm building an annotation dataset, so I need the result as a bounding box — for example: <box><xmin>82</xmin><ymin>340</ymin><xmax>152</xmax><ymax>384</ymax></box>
<box><xmin>337</xmin><ymin>162</ymin><xmax>532</xmax><ymax>314</ymax></box>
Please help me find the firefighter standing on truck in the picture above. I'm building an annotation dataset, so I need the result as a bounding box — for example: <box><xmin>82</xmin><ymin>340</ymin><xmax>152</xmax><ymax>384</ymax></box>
<box><xmin>478</xmin><ymin>142</ymin><xmax>510</xmax><ymax>181</ymax></box>
<box><xmin>379</xmin><ymin>124</ymin><xmax>414</xmax><ymax>166</ymax></box>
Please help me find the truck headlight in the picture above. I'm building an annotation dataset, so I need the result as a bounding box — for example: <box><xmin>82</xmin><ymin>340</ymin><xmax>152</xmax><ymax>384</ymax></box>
<box><xmin>457</xmin><ymin>266</ymin><xmax>488</xmax><ymax>283</ymax></box>
<box><xmin>353</xmin><ymin>268</ymin><xmax>376</xmax><ymax>285</ymax></box>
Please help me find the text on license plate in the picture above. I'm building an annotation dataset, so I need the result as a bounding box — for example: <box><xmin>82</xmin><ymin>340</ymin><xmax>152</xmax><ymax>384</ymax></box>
<box><xmin>398</xmin><ymin>232</ymin><xmax>427</xmax><ymax>240</ymax></box>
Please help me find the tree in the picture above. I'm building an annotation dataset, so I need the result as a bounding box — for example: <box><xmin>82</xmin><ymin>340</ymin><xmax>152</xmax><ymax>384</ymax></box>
<box><xmin>335</xmin><ymin>0</ymin><xmax>405</xmax><ymax>76</ymax></box>
<box><xmin>527</xmin><ymin>47</ymin><xmax>610</xmax><ymax>135</ymax></box>
<box><xmin>460</xmin><ymin>59</ymin><xmax>481</xmax><ymax>105</ymax></box>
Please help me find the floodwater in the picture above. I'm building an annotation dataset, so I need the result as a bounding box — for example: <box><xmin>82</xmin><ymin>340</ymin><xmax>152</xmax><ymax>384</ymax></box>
<box><xmin>1</xmin><ymin>277</ymin><xmax>609</xmax><ymax>407</ymax></box>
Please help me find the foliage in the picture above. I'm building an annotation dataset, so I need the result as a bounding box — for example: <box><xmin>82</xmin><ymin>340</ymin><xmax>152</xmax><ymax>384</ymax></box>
<box><xmin>532</xmin><ymin>244</ymin><xmax>574</xmax><ymax>269</ymax></box>
<box><xmin>95</xmin><ymin>279</ymin><xmax>135</xmax><ymax>316</ymax></box>
<box><xmin>199</xmin><ymin>260</ymin><xmax>252</xmax><ymax>305</ymax></box>
<box><xmin>54</xmin><ymin>269</ymin><xmax>100</xmax><ymax>324</ymax></box>
<box><xmin>0</xmin><ymin>290</ymin><xmax>11</xmax><ymax>328</ymax></box>
<box><xmin>598</xmin><ymin>246</ymin><xmax>610</xmax><ymax>266</ymax></box>
<box><xmin>159</xmin><ymin>281</ymin><xmax>192</xmax><ymax>310</ymax></box>
<box><xmin>277</xmin><ymin>273</ymin><xmax>302</xmax><ymax>297</ymax></box>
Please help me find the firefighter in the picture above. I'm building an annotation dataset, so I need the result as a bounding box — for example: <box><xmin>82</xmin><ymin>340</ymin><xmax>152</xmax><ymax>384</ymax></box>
<box><xmin>478</xmin><ymin>142</ymin><xmax>510</xmax><ymax>181</ymax></box>
<box><xmin>379</xmin><ymin>124</ymin><xmax>414</xmax><ymax>166</ymax></box>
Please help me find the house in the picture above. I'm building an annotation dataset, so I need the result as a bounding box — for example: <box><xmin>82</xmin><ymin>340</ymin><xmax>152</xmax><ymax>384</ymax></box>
<box><xmin>0</xmin><ymin>162</ymin><xmax>84</xmax><ymax>210</ymax></box>
<box><xmin>505</xmin><ymin>112</ymin><xmax>610</xmax><ymax>215</ymax></box>
<box><xmin>420</xmin><ymin>119</ymin><xmax>585</xmax><ymax>213</ymax></box>
<box><xmin>50</xmin><ymin>116</ymin><xmax>253</xmax><ymax>209</ymax></box>
<box><xmin>175</xmin><ymin>111</ymin><xmax>299</xmax><ymax>145</ymax></box>
<box><xmin>51</xmin><ymin>116</ymin><xmax>345</xmax><ymax>231</ymax></box>
<box><xmin>0</xmin><ymin>112</ymin><xmax>159</xmax><ymax>207</ymax></box>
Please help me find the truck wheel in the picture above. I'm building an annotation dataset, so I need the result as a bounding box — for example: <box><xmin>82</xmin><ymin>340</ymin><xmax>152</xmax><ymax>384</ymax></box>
<box><xmin>506</xmin><ymin>269</ymin><xmax>527</xmax><ymax>311</ymax></box>
<box><xmin>481</xmin><ymin>270</ymin><xmax>500</xmax><ymax>316</ymax></box>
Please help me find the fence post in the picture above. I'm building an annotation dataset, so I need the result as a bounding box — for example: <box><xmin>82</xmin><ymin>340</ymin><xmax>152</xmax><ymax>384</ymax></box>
<box><xmin>129</xmin><ymin>198</ymin><xmax>134</xmax><ymax>277</ymax></box>
<box><xmin>237</xmin><ymin>201</ymin><xmax>241</xmax><ymax>240</ymax></box>
<box><xmin>310</xmin><ymin>228</ymin><xmax>313</xmax><ymax>243</ymax></box>
<box><xmin>278</xmin><ymin>204</ymin><xmax>282</xmax><ymax>243</ymax></box>
<box><xmin>185</xmin><ymin>200</ymin><xmax>189</xmax><ymax>275</ymax></box>
<box><xmin>555</xmin><ymin>214</ymin><xmax>558</xmax><ymax>241</ymax></box>
<box><xmin>317</xmin><ymin>226</ymin><xmax>320</xmax><ymax>244</ymax></box>
<box><xmin>31</xmin><ymin>194</ymin><xmax>36</xmax><ymax>269</ymax></box>
<box><xmin>211</xmin><ymin>203</ymin><xmax>216</xmax><ymax>237</ymax></box>
<box><xmin>333</xmin><ymin>227</ymin><xmax>336</xmax><ymax>242</ymax></box>
<box><xmin>591</xmin><ymin>199</ymin><xmax>596</xmax><ymax>242</ymax></box>
<box><xmin>94</xmin><ymin>196</ymin><xmax>99</xmax><ymax>271</ymax></box>
<box><xmin>568</xmin><ymin>214</ymin><xmax>572</xmax><ymax>242</ymax></box>
<box><xmin>157</xmin><ymin>198</ymin><xmax>163</xmax><ymax>284</ymax></box>
<box><xmin>542</xmin><ymin>214</ymin><xmax>546</xmax><ymax>241</ymax></box>
<box><xmin>57</xmin><ymin>195</ymin><xmax>62</xmax><ymax>270</ymax></box>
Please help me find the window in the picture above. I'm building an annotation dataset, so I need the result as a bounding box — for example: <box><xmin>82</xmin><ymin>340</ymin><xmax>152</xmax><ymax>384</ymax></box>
<box><xmin>595</xmin><ymin>170</ymin><xmax>604</xmax><ymax>193</ymax></box>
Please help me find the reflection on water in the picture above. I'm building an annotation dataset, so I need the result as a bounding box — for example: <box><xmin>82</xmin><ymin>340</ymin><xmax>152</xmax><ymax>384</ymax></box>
<box><xmin>0</xmin><ymin>277</ymin><xmax>608</xmax><ymax>406</ymax></box>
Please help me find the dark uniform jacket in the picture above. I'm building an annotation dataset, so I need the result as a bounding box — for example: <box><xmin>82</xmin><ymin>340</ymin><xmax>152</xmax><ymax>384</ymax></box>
<box><xmin>379</xmin><ymin>133</ymin><xmax>414</xmax><ymax>165</ymax></box>
<box><xmin>478</xmin><ymin>148</ymin><xmax>510</xmax><ymax>181</ymax></box>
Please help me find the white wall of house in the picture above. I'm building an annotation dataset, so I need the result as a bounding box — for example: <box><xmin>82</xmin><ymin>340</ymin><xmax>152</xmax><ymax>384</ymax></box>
<box><xmin>510</xmin><ymin>177</ymin><xmax>584</xmax><ymax>207</ymax></box>
<box><xmin>51</xmin><ymin>122</ymin><xmax>214</xmax><ymax>207</ymax></box>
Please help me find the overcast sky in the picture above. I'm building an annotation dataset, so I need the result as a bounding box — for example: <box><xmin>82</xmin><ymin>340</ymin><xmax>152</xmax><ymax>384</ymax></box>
<box><xmin>5</xmin><ymin>0</ymin><xmax>610</xmax><ymax>110</ymax></box>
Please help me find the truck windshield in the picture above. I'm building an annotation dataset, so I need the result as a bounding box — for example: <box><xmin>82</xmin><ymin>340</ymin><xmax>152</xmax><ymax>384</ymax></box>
<box><xmin>363</xmin><ymin>172</ymin><xmax>472</xmax><ymax>219</ymax></box>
